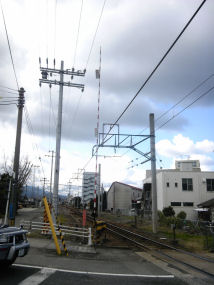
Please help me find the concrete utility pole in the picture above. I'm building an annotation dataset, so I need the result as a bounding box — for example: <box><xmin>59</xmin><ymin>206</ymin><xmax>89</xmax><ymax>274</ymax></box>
<box><xmin>39</xmin><ymin>59</ymin><xmax>85</xmax><ymax>215</ymax></box>
<box><xmin>32</xmin><ymin>165</ymin><xmax>40</xmax><ymax>199</ymax></box>
<box><xmin>45</xmin><ymin>150</ymin><xmax>55</xmax><ymax>204</ymax></box>
<box><xmin>9</xmin><ymin>87</ymin><xmax>25</xmax><ymax>226</ymax></box>
<box><xmin>150</xmin><ymin>113</ymin><xmax>158</xmax><ymax>234</ymax></box>
<box><xmin>97</xmin><ymin>163</ymin><xmax>101</xmax><ymax>216</ymax></box>
<box><xmin>41</xmin><ymin>178</ymin><xmax>48</xmax><ymax>197</ymax></box>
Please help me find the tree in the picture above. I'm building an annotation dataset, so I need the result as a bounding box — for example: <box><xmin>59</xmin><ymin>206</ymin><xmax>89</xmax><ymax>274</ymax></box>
<box><xmin>0</xmin><ymin>157</ymin><xmax>32</xmax><ymax>215</ymax></box>
<box><xmin>163</xmin><ymin>206</ymin><xmax>175</xmax><ymax>217</ymax></box>
<box><xmin>0</xmin><ymin>173</ymin><xmax>11</xmax><ymax>216</ymax></box>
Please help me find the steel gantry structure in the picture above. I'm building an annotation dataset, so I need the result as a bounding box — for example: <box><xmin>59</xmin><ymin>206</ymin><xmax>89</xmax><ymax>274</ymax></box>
<box><xmin>92</xmin><ymin>114</ymin><xmax>158</xmax><ymax>233</ymax></box>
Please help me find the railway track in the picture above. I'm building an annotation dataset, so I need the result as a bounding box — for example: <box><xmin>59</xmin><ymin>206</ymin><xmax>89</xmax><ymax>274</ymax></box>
<box><xmin>105</xmin><ymin>222</ymin><xmax>214</xmax><ymax>279</ymax></box>
<box><xmin>63</xmin><ymin>206</ymin><xmax>214</xmax><ymax>278</ymax></box>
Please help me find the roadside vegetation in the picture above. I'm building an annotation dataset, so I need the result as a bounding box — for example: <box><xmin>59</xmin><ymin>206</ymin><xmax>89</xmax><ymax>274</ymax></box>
<box><xmin>100</xmin><ymin>207</ymin><xmax>214</xmax><ymax>253</ymax></box>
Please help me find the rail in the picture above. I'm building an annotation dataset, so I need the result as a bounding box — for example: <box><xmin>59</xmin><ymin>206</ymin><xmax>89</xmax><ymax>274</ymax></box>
<box><xmin>22</xmin><ymin>220</ymin><xmax>92</xmax><ymax>246</ymax></box>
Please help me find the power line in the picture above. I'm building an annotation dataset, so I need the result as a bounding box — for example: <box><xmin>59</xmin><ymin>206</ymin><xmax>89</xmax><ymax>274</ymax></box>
<box><xmin>23</xmin><ymin>106</ymin><xmax>46</xmax><ymax>178</ymax></box>
<box><xmin>156</xmin><ymin>73</ymin><xmax>214</xmax><ymax>123</ymax></box>
<box><xmin>0</xmin><ymin>85</ymin><xmax>18</xmax><ymax>92</ymax></box>
<box><xmin>85</xmin><ymin>0</ymin><xmax>107</xmax><ymax>69</ymax></box>
<box><xmin>73</xmin><ymin>0</ymin><xmax>84</xmax><ymax>67</ymax></box>
<box><xmin>0</xmin><ymin>0</ymin><xmax>19</xmax><ymax>90</ymax></box>
<box><xmin>105</xmin><ymin>0</ymin><xmax>207</xmax><ymax>137</ymax></box>
<box><xmin>157</xmin><ymin>85</ymin><xmax>214</xmax><ymax>131</ymax></box>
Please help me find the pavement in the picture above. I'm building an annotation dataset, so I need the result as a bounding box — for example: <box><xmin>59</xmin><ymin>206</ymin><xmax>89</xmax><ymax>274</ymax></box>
<box><xmin>12</xmin><ymin>207</ymin><xmax>214</xmax><ymax>285</ymax></box>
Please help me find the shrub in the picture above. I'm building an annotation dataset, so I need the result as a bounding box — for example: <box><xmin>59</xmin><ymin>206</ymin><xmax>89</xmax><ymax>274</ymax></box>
<box><xmin>163</xmin><ymin>206</ymin><xmax>175</xmax><ymax>217</ymax></box>
<box><xmin>177</xmin><ymin>211</ymin><xmax>187</xmax><ymax>220</ymax></box>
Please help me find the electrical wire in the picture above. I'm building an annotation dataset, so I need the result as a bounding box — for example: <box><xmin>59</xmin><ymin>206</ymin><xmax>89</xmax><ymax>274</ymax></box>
<box><xmin>24</xmin><ymin>106</ymin><xmax>46</xmax><ymax>178</ymax></box>
<box><xmin>81</xmin><ymin>0</ymin><xmax>207</xmax><ymax>173</ymax></box>
<box><xmin>73</xmin><ymin>0</ymin><xmax>84</xmax><ymax>67</ymax></box>
<box><xmin>85</xmin><ymin>0</ymin><xmax>106</xmax><ymax>70</ymax></box>
<box><xmin>0</xmin><ymin>0</ymin><xmax>19</xmax><ymax>90</ymax></box>
<box><xmin>128</xmin><ymin>85</ymin><xmax>214</xmax><ymax>169</ymax></box>
<box><xmin>156</xmin><ymin>85</ymin><xmax>214</xmax><ymax>131</ymax></box>
<box><xmin>0</xmin><ymin>85</ymin><xmax>18</xmax><ymax>92</ymax></box>
<box><xmin>102</xmin><ymin>0</ymin><xmax>207</xmax><ymax>140</ymax></box>
<box><xmin>53</xmin><ymin>0</ymin><xmax>57</xmax><ymax>60</ymax></box>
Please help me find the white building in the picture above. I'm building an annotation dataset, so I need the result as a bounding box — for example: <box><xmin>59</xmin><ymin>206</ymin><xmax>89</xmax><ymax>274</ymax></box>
<box><xmin>107</xmin><ymin>181</ymin><xmax>142</xmax><ymax>215</ymax></box>
<box><xmin>82</xmin><ymin>172</ymin><xmax>100</xmax><ymax>206</ymax></box>
<box><xmin>143</xmin><ymin>160</ymin><xmax>214</xmax><ymax>220</ymax></box>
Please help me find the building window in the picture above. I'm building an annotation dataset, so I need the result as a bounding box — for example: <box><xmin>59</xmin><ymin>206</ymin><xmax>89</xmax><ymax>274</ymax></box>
<box><xmin>183</xmin><ymin>202</ymin><xmax>194</xmax><ymax>207</ymax></box>
<box><xmin>207</xmin><ymin>179</ymin><xmax>214</xmax><ymax>191</ymax></box>
<box><xmin>182</xmin><ymin>178</ymin><xmax>193</xmax><ymax>191</ymax></box>
<box><xmin>175</xmin><ymin>182</ymin><xmax>178</xmax><ymax>187</ymax></box>
<box><xmin>171</xmin><ymin>202</ymin><xmax>181</xmax><ymax>206</ymax></box>
<box><xmin>166</xmin><ymin>182</ymin><xmax>169</xmax><ymax>187</ymax></box>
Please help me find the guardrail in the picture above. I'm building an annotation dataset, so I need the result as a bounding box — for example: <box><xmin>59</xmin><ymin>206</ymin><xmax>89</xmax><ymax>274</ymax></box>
<box><xmin>22</xmin><ymin>221</ymin><xmax>92</xmax><ymax>246</ymax></box>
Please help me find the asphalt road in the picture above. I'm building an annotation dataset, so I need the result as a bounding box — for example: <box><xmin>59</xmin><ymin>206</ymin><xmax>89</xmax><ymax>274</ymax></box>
<box><xmin>1</xmin><ymin>264</ymin><xmax>186</xmax><ymax>285</ymax></box>
<box><xmin>3</xmin><ymin>207</ymin><xmax>212</xmax><ymax>285</ymax></box>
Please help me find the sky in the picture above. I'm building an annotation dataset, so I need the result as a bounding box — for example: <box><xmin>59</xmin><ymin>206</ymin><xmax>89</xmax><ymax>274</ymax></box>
<box><xmin>0</xmin><ymin>0</ymin><xmax>213</xmax><ymax>196</ymax></box>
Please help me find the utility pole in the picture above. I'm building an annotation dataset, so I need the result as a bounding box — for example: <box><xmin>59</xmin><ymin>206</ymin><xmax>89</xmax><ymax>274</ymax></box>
<box><xmin>32</xmin><ymin>165</ymin><xmax>40</xmax><ymax>200</ymax></box>
<box><xmin>150</xmin><ymin>113</ymin><xmax>157</xmax><ymax>234</ymax></box>
<box><xmin>39</xmin><ymin>59</ymin><xmax>85</xmax><ymax>215</ymax></box>
<box><xmin>97</xmin><ymin>163</ymin><xmax>101</xmax><ymax>217</ymax></box>
<box><xmin>45</xmin><ymin>150</ymin><xmax>55</xmax><ymax>204</ymax></box>
<box><xmin>9</xmin><ymin>87</ymin><xmax>25</xmax><ymax>226</ymax></box>
<box><xmin>41</xmin><ymin>178</ymin><xmax>48</xmax><ymax>197</ymax></box>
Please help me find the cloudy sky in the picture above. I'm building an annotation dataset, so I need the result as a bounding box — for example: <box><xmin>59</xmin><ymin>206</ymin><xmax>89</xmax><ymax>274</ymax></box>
<box><xmin>0</xmin><ymin>0</ymin><xmax>213</xmax><ymax>195</ymax></box>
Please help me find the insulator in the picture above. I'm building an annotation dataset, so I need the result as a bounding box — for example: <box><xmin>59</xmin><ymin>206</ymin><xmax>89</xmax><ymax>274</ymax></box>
<box><xmin>46</xmin><ymin>58</ymin><xmax>48</xmax><ymax>67</ymax></box>
<box><xmin>39</xmin><ymin>57</ymin><xmax>41</xmax><ymax>65</ymax></box>
<box><xmin>39</xmin><ymin>82</ymin><xmax>42</xmax><ymax>87</ymax></box>
<box><xmin>71</xmin><ymin>75</ymin><xmax>73</xmax><ymax>80</ymax></box>
<box><xmin>72</xmin><ymin>67</ymin><xmax>74</xmax><ymax>72</ymax></box>
<box><xmin>53</xmin><ymin>58</ymin><xmax>56</xmax><ymax>68</ymax></box>
<box><xmin>83</xmin><ymin>69</ymin><xmax>86</xmax><ymax>73</ymax></box>
<box><xmin>50</xmin><ymin>72</ymin><xmax>52</xmax><ymax>77</ymax></box>
<box><xmin>81</xmin><ymin>88</ymin><xmax>84</xmax><ymax>92</ymax></box>
<box><xmin>49</xmin><ymin>84</ymin><xmax>52</xmax><ymax>88</ymax></box>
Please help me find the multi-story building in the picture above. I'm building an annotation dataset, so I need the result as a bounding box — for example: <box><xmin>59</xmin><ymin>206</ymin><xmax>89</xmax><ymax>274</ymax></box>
<box><xmin>143</xmin><ymin>160</ymin><xmax>214</xmax><ymax>220</ymax></box>
<box><xmin>82</xmin><ymin>172</ymin><xmax>100</xmax><ymax>206</ymax></box>
<box><xmin>107</xmin><ymin>181</ymin><xmax>142</xmax><ymax>215</ymax></box>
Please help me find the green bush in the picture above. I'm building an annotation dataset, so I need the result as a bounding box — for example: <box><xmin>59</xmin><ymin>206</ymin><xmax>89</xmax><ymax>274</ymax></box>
<box><xmin>163</xmin><ymin>206</ymin><xmax>175</xmax><ymax>217</ymax></box>
<box><xmin>177</xmin><ymin>211</ymin><xmax>187</xmax><ymax>220</ymax></box>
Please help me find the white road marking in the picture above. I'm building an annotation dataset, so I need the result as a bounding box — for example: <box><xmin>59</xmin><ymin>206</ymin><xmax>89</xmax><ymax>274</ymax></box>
<box><xmin>18</xmin><ymin>267</ymin><xmax>56</xmax><ymax>285</ymax></box>
<box><xmin>14</xmin><ymin>264</ymin><xmax>174</xmax><ymax>278</ymax></box>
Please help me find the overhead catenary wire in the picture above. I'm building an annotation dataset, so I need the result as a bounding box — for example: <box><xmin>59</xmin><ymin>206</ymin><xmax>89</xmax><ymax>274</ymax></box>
<box><xmin>129</xmin><ymin>85</ymin><xmax>214</xmax><ymax>169</ymax></box>
<box><xmin>0</xmin><ymin>0</ymin><xmax>19</xmax><ymax>90</ymax></box>
<box><xmin>102</xmin><ymin>0</ymin><xmax>207</xmax><ymax>142</ymax></box>
<box><xmin>85</xmin><ymin>0</ymin><xmax>106</xmax><ymax>70</ymax></box>
<box><xmin>81</xmin><ymin>0</ymin><xmax>207</xmax><ymax>172</ymax></box>
<box><xmin>73</xmin><ymin>0</ymin><xmax>84</xmax><ymax>67</ymax></box>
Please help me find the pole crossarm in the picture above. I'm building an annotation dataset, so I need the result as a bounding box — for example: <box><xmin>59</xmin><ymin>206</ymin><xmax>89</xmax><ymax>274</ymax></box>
<box><xmin>40</xmin><ymin>67</ymin><xmax>86</xmax><ymax>76</ymax></box>
<box><xmin>39</xmin><ymin>79</ymin><xmax>84</xmax><ymax>89</ymax></box>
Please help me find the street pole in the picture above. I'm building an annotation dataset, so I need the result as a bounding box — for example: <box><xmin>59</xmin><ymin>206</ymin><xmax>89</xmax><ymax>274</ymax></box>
<box><xmin>53</xmin><ymin>60</ymin><xmax>64</xmax><ymax>215</ymax></box>
<box><xmin>150</xmin><ymin>113</ymin><xmax>158</xmax><ymax>234</ymax></box>
<box><xmin>9</xmin><ymin>87</ymin><xmax>25</xmax><ymax>226</ymax></box>
<box><xmin>45</xmin><ymin>150</ymin><xmax>55</xmax><ymax>204</ymax></box>
<box><xmin>41</xmin><ymin>178</ymin><xmax>48</xmax><ymax>197</ymax></box>
<box><xmin>33</xmin><ymin>165</ymin><xmax>39</xmax><ymax>200</ymax></box>
<box><xmin>98</xmin><ymin>163</ymin><xmax>101</xmax><ymax>216</ymax></box>
<box><xmin>39</xmin><ymin>59</ymin><xmax>85</xmax><ymax>216</ymax></box>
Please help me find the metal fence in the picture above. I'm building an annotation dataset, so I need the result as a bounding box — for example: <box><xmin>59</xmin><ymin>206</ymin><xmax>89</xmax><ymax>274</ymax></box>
<box><xmin>22</xmin><ymin>221</ymin><xmax>92</xmax><ymax>246</ymax></box>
